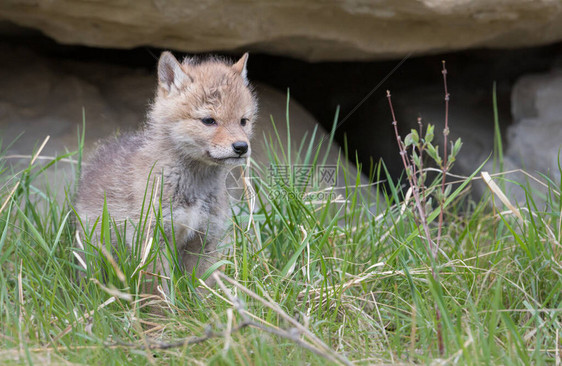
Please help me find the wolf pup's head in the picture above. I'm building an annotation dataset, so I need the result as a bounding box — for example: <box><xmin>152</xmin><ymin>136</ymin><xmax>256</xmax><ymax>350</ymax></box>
<box><xmin>149</xmin><ymin>52</ymin><xmax>258</xmax><ymax>166</ymax></box>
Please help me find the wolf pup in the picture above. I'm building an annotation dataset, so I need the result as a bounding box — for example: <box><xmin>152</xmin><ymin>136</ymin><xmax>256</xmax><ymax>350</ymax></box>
<box><xmin>75</xmin><ymin>52</ymin><xmax>257</xmax><ymax>292</ymax></box>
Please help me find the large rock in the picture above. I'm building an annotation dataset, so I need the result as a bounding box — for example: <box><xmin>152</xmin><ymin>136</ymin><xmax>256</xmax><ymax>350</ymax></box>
<box><xmin>508</xmin><ymin>69</ymin><xmax>562</xmax><ymax>181</ymax></box>
<box><xmin>1</xmin><ymin>1</ymin><xmax>562</xmax><ymax>61</ymax></box>
<box><xmin>459</xmin><ymin>66</ymin><xmax>562</xmax><ymax>207</ymax></box>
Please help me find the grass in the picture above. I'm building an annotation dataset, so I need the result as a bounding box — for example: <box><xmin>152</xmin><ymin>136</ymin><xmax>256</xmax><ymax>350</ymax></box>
<box><xmin>1</xmin><ymin>97</ymin><xmax>561</xmax><ymax>365</ymax></box>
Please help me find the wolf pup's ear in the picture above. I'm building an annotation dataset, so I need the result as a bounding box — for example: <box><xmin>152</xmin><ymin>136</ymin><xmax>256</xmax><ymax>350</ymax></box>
<box><xmin>158</xmin><ymin>51</ymin><xmax>191</xmax><ymax>93</ymax></box>
<box><xmin>232</xmin><ymin>53</ymin><xmax>249</xmax><ymax>86</ymax></box>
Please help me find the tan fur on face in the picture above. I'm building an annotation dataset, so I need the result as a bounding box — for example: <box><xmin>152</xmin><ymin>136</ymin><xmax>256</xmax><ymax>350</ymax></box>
<box><xmin>150</xmin><ymin>56</ymin><xmax>258</xmax><ymax>164</ymax></box>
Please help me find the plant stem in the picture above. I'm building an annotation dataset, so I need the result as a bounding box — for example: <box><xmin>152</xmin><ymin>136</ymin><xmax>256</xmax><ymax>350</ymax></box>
<box><xmin>386</xmin><ymin>91</ymin><xmax>436</xmax><ymax>264</ymax></box>
<box><xmin>436</xmin><ymin>61</ymin><xmax>450</xmax><ymax>257</ymax></box>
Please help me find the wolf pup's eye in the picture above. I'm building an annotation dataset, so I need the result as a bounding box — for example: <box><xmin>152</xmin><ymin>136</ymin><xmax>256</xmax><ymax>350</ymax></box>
<box><xmin>240</xmin><ymin>118</ymin><xmax>248</xmax><ymax>127</ymax></box>
<box><xmin>201</xmin><ymin>117</ymin><xmax>216</xmax><ymax>126</ymax></box>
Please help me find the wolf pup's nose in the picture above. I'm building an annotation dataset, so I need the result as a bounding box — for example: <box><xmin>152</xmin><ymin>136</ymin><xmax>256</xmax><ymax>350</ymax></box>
<box><xmin>232</xmin><ymin>141</ymin><xmax>249</xmax><ymax>155</ymax></box>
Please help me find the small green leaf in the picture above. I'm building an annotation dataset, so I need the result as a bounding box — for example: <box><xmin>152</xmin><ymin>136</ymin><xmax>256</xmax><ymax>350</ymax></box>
<box><xmin>404</xmin><ymin>133</ymin><xmax>414</xmax><ymax>147</ymax></box>
<box><xmin>453</xmin><ymin>138</ymin><xmax>463</xmax><ymax>156</ymax></box>
<box><xmin>426</xmin><ymin>143</ymin><xmax>440</xmax><ymax>164</ymax></box>
<box><xmin>411</xmin><ymin>129</ymin><xmax>419</xmax><ymax>144</ymax></box>
<box><xmin>434</xmin><ymin>188</ymin><xmax>443</xmax><ymax>202</ymax></box>
<box><xmin>425</xmin><ymin>124</ymin><xmax>435</xmax><ymax>143</ymax></box>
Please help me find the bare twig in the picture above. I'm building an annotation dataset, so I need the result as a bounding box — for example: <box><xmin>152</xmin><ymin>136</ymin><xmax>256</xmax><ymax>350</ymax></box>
<box><xmin>436</xmin><ymin>60</ymin><xmax>450</xmax><ymax>256</ymax></box>
<box><xmin>417</xmin><ymin>117</ymin><xmax>427</xmax><ymax>207</ymax></box>
<box><xmin>386</xmin><ymin>91</ymin><xmax>436</xmax><ymax>259</ymax></box>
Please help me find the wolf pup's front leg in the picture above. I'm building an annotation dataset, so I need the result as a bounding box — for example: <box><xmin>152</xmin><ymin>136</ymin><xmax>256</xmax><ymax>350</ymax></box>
<box><xmin>75</xmin><ymin>51</ymin><xmax>258</xmax><ymax>295</ymax></box>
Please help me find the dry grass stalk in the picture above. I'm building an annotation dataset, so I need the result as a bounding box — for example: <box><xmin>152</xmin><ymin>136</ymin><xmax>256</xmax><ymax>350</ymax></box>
<box><xmin>481</xmin><ymin>171</ymin><xmax>524</xmax><ymax>221</ymax></box>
